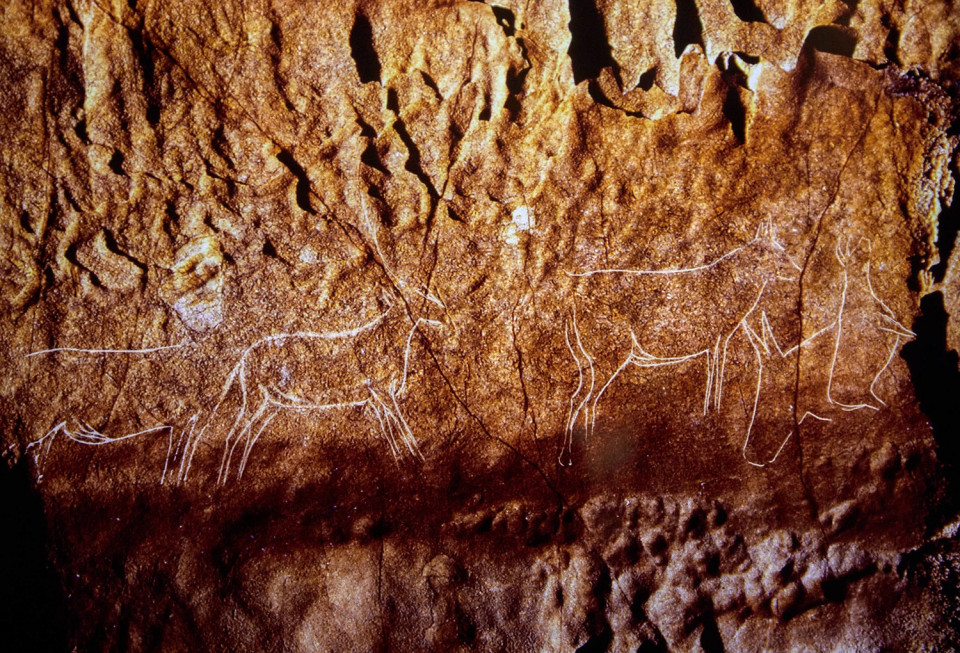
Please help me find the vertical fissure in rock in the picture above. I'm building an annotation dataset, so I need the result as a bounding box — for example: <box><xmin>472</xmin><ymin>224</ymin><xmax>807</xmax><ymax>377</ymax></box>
<box><xmin>19</xmin><ymin>210</ymin><xmax>34</xmax><ymax>235</ymax></box>
<box><xmin>902</xmin><ymin>292</ymin><xmax>960</xmax><ymax>481</ymax></box>
<box><xmin>55</xmin><ymin>23</ymin><xmax>70</xmax><ymax>69</ymax></box>
<box><xmin>491</xmin><ymin>5</ymin><xmax>517</xmax><ymax>37</ymax></box>
<box><xmin>361</xmin><ymin>142</ymin><xmax>388</xmax><ymax>174</ymax></box>
<box><xmin>673</xmin><ymin>0</ymin><xmax>704</xmax><ymax>57</ymax></box>
<box><xmin>880</xmin><ymin>13</ymin><xmax>903</xmax><ymax>66</ymax></box>
<box><xmin>275</xmin><ymin>149</ymin><xmax>317</xmax><ymax>215</ymax></box>
<box><xmin>722</xmin><ymin>86</ymin><xmax>747</xmax><ymax>143</ymax></box>
<box><xmin>386</xmin><ymin>99</ymin><xmax>439</xmax><ymax>199</ymax></box>
<box><xmin>349</xmin><ymin>13</ymin><xmax>381</xmax><ymax>84</ymax></box>
<box><xmin>127</xmin><ymin>24</ymin><xmax>161</xmax><ymax>125</ymax></box>
<box><xmin>931</xmin><ymin>180</ymin><xmax>959</xmax><ymax>283</ymax></box>
<box><xmin>567</xmin><ymin>0</ymin><xmax>615</xmax><ymax>84</ymax></box>
<box><xmin>699</xmin><ymin>612</ymin><xmax>725</xmax><ymax>653</ymax></box>
<box><xmin>74</xmin><ymin>118</ymin><xmax>89</xmax><ymax>143</ymax></box>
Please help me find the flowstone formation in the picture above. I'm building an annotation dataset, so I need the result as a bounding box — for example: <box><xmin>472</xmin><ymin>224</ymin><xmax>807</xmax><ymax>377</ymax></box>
<box><xmin>2</xmin><ymin>0</ymin><xmax>959</xmax><ymax>650</ymax></box>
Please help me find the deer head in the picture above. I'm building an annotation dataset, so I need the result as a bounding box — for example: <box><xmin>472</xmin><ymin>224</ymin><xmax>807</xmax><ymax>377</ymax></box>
<box><xmin>752</xmin><ymin>218</ymin><xmax>802</xmax><ymax>282</ymax></box>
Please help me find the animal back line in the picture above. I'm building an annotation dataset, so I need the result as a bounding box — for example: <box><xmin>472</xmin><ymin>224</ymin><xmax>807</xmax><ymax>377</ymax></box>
<box><xmin>567</xmin><ymin>242</ymin><xmax>752</xmax><ymax>277</ymax></box>
<box><xmin>252</xmin><ymin>310</ymin><xmax>392</xmax><ymax>347</ymax></box>
<box><xmin>25</xmin><ymin>342</ymin><xmax>188</xmax><ymax>358</ymax></box>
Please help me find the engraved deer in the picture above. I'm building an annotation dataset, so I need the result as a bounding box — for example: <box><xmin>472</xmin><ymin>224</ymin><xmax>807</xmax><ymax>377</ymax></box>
<box><xmin>25</xmin><ymin>197</ymin><xmax>454</xmax><ymax>486</ymax></box>
<box><xmin>23</xmin><ymin>341</ymin><xmax>192</xmax><ymax>485</ymax></box>
<box><xmin>824</xmin><ymin>236</ymin><xmax>915</xmax><ymax>412</ymax></box>
<box><xmin>560</xmin><ymin>220</ymin><xmax>797</xmax><ymax>465</ymax></box>
<box><xmin>172</xmin><ymin>292</ymin><xmax>448</xmax><ymax>485</ymax></box>
<box><xmin>172</xmin><ymin>193</ymin><xmax>456</xmax><ymax>485</ymax></box>
<box><xmin>734</xmin><ymin>235</ymin><xmax>915</xmax><ymax>467</ymax></box>
<box><xmin>25</xmin><ymin>299</ymin><xmax>448</xmax><ymax>486</ymax></box>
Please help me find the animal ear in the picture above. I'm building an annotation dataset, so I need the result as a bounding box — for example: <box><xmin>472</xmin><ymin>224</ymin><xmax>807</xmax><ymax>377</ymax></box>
<box><xmin>765</xmin><ymin>220</ymin><xmax>784</xmax><ymax>249</ymax></box>
<box><xmin>755</xmin><ymin>218</ymin><xmax>776</xmax><ymax>244</ymax></box>
<box><xmin>756</xmin><ymin>219</ymin><xmax>767</xmax><ymax>239</ymax></box>
<box><xmin>381</xmin><ymin>287</ymin><xmax>395</xmax><ymax>309</ymax></box>
<box><xmin>834</xmin><ymin>237</ymin><xmax>851</xmax><ymax>266</ymax></box>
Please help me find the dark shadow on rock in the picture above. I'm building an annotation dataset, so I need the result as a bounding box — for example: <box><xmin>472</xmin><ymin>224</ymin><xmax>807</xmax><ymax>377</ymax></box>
<box><xmin>804</xmin><ymin>25</ymin><xmax>858</xmax><ymax>58</ymax></box>
<box><xmin>568</xmin><ymin>0</ymin><xmax>615</xmax><ymax>83</ymax></box>
<box><xmin>0</xmin><ymin>458</ymin><xmax>69</xmax><ymax>652</ymax></box>
<box><xmin>902</xmin><ymin>292</ymin><xmax>960</xmax><ymax>507</ymax></box>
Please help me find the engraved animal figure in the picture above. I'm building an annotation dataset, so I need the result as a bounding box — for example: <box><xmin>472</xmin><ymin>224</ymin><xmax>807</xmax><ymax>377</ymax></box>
<box><xmin>23</xmin><ymin>342</ymin><xmax>193</xmax><ymax>484</ymax></box>
<box><xmin>825</xmin><ymin>237</ymin><xmax>915</xmax><ymax>411</ymax></box>
<box><xmin>176</xmin><ymin>305</ymin><xmax>443</xmax><ymax>484</ymax></box>
<box><xmin>561</xmin><ymin>221</ymin><xmax>796</xmax><ymax>464</ymax></box>
<box><xmin>735</xmin><ymin>236</ymin><xmax>914</xmax><ymax>467</ymax></box>
<box><xmin>28</xmin><ymin>420</ymin><xmax>186</xmax><ymax>485</ymax></box>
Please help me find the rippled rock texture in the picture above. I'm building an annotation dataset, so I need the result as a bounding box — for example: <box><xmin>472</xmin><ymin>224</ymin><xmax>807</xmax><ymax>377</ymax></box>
<box><xmin>1</xmin><ymin>0</ymin><xmax>959</xmax><ymax>650</ymax></box>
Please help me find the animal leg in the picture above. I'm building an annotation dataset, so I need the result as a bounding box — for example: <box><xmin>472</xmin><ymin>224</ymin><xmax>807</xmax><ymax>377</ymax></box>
<box><xmin>237</xmin><ymin>403</ymin><xmax>280</xmax><ymax>481</ymax></box>
<box><xmin>28</xmin><ymin>421</ymin><xmax>66</xmax><ymax>479</ymax></box>
<box><xmin>161</xmin><ymin>415</ymin><xmax>189</xmax><ymax>486</ymax></box>
<box><xmin>176</xmin><ymin>359</ymin><xmax>244</xmax><ymax>484</ymax></box>
<box><xmin>369</xmin><ymin>389</ymin><xmax>403</xmax><ymax>462</ymax></box>
<box><xmin>716</xmin><ymin>324</ymin><xmax>742</xmax><ymax>410</ymax></box>
<box><xmin>572</xmin><ymin>314</ymin><xmax>597</xmax><ymax>434</ymax></box>
<box><xmin>562</xmin><ymin>322</ymin><xmax>585</xmax><ymax>465</ymax></box>
<box><xmin>171</xmin><ymin>414</ymin><xmax>198</xmax><ymax>484</ymax></box>
<box><xmin>367</xmin><ymin>401</ymin><xmax>399</xmax><ymax>462</ymax></box>
<box><xmin>220</xmin><ymin>393</ymin><xmax>268</xmax><ymax>485</ymax></box>
<box><xmin>706</xmin><ymin>335</ymin><xmax>721</xmax><ymax>415</ymax></box>
<box><xmin>389</xmin><ymin>388</ymin><xmax>422</xmax><ymax>460</ymax></box>
<box><xmin>740</xmin><ymin>323</ymin><xmax>767</xmax><ymax>466</ymax></box>
<box><xmin>212</xmin><ymin>364</ymin><xmax>251</xmax><ymax>485</ymax></box>
<box><xmin>588</xmin><ymin>355</ymin><xmax>633</xmax><ymax>439</ymax></box>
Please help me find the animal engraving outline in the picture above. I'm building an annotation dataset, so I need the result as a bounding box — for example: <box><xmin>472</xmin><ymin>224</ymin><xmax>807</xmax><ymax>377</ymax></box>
<box><xmin>824</xmin><ymin>237</ymin><xmax>916</xmax><ymax>412</ymax></box>
<box><xmin>24</xmin><ymin>191</ymin><xmax>452</xmax><ymax>485</ymax></box>
<box><xmin>733</xmin><ymin>236</ymin><xmax>915</xmax><ymax>466</ymax></box>
<box><xmin>173</xmin><ymin>306</ymin><xmax>442</xmax><ymax>485</ymax></box>
<box><xmin>559</xmin><ymin>220</ymin><xmax>797</xmax><ymax>465</ymax></box>
<box><xmin>25</xmin><ymin>300</ymin><xmax>447</xmax><ymax>485</ymax></box>
<box><xmin>24</xmin><ymin>342</ymin><xmax>192</xmax><ymax>484</ymax></box>
<box><xmin>22</xmin><ymin>228</ymin><xmax>916</xmax><ymax>480</ymax></box>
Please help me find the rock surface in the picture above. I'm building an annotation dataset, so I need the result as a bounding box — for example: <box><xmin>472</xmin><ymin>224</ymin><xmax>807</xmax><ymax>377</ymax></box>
<box><xmin>1</xmin><ymin>0</ymin><xmax>959</xmax><ymax>650</ymax></box>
